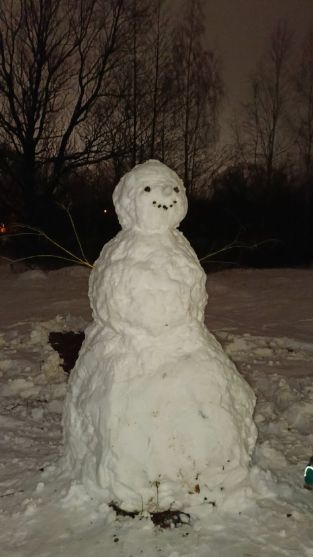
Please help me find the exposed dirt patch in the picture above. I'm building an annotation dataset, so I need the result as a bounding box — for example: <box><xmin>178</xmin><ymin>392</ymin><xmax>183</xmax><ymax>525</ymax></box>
<box><xmin>49</xmin><ymin>331</ymin><xmax>84</xmax><ymax>373</ymax></box>
<box><xmin>109</xmin><ymin>502</ymin><xmax>191</xmax><ymax>529</ymax></box>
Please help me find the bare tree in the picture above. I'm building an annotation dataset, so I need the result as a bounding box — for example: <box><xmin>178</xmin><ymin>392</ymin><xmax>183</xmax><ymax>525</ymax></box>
<box><xmin>294</xmin><ymin>25</ymin><xmax>313</xmax><ymax>179</ymax></box>
<box><xmin>104</xmin><ymin>0</ymin><xmax>173</xmax><ymax>175</ymax></box>
<box><xmin>147</xmin><ymin>0</ymin><xmax>174</xmax><ymax>160</ymax></box>
<box><xmin>116</xmin><ymin>0</ymin><xmax>152</xmax><ymax>167</ymax></box>
<box><xmin>0</xmin><ymin>0</ymin><xmax>125</xmax><ymax>219</ymax></box>
<box><xmin>235</xmin><ymin>21</ymin><xmax>293</xmax><ymax>185</ymax></box>
<box><xmin>87</xmin><ymin>0</ymin><xmax>223</xmax><ymax>192</ymax></box>
<box><xmin>170</xmin><ymin>0</ymin><xmax>223</xmax><ymax>195</ymax></box>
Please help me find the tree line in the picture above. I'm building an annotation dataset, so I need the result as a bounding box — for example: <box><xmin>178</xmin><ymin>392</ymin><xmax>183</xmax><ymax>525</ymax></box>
<box><xmin>0</xmin><ymin>0</ymin><xmax>312</xmax><ymax>265</ymax></box>
<box><xmin>0</xmin><ymin>0</ymin><xmax>222</xmax><ymax>223</ymax></box>
<box><xmin>212</xmin><ymin>20</ymin><xmax>313</xmax><ymax>266</ymax></box>
<box><xmin>233</xmin><ymin>20</ymin><xmax>313</xmax><ymax>189</ymax></box>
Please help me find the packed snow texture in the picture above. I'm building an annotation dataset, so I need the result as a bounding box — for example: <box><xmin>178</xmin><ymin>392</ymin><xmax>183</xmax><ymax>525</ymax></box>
<box><xmin>1</xmin><ymin>263</ymin><xmax>313</xmax><ymax>556</ymax></box>
<box><xmin>63</xmin><ymin>160</ymin><xmax>257</xmax><ymax>512</ymax></box>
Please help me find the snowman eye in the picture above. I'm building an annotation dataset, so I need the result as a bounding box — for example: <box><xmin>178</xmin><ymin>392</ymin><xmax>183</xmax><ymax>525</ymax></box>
<box><xmin>144</xmin><ymin>186</ymin><xmax>151</xmax><ymax>192</ymax></box>
<box><xmin>173</xmin><ymin>187</ymin><xmax>179</xmax><ymax>193</ymax></box>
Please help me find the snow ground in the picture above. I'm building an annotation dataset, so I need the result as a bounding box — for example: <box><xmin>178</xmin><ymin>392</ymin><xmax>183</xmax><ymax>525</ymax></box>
<box><xmin>1</xmin><ymin>262</ymin><xmax>313</xmax><ymax>557</ymax></box>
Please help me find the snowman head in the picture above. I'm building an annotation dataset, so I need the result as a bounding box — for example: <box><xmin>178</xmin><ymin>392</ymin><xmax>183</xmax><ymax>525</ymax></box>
<box><xmin>113</xmin><ymin>160</ymin><xmax>188</xmax><ymax>232</ymax></box>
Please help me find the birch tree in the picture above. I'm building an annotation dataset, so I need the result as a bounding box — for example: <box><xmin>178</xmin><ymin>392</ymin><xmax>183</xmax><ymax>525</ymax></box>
<box><xmin>294</xmin><ymin>25</ymin><xmax>313</xmax><ymax>179</ymax></box>
<box><xmin>236</xmin><ymin>21</ymin><xmax>293</xmax><ymax>185</ymax></box>
<box><xmin>171</xmin><ymin>0</ymin><xmax>223</xmax><ymax>195</ymax></box>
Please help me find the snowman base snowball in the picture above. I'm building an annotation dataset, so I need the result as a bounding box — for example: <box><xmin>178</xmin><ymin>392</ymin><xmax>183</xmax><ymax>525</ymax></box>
<box><xmin>63</xmin><ymin>160</ymin><xmax>257</xmax><ymax>512</ymax></box>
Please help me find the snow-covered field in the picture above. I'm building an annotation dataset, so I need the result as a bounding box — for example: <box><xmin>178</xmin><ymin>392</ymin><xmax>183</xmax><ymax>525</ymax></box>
<box><xmin>1</xmin><ymin>262</ymin><xmax>313</xmax><ymax>557</ymax></box>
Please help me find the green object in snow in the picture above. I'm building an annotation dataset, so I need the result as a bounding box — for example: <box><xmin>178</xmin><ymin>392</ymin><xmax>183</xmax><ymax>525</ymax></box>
<box><xmin>304</xmin><ymin>464</ymin><xmax>313</xmax><ymax>486</ymax></box>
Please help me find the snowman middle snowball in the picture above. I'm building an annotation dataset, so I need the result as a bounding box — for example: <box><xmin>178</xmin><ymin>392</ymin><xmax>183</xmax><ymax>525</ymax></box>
<box><xmin>63</xmin><ymin>159</ymin><xmax>257</xmax><ymax>512</ymax></box>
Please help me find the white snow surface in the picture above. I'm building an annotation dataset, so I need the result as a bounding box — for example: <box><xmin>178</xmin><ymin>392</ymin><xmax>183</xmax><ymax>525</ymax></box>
<box><xmin>112</xmin><ymin>159</ymin><xmax>188</xmax><ymax>232</ymax></box>
<box><xmin>63</xmin><ymin>160</ymin><xmax>257</xmax><ymax>512</ymax></box>
<box><xmin>1</xmin><ymin>261</ymin><xmax>313</xmax><ymax>555</ymax></box>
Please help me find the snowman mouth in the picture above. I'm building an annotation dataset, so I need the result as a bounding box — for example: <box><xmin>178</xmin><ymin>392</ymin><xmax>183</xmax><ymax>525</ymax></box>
<box><xmin>152</xmin><ymin>200</ymin><xmax>178</xmax><ymax>210</ymax></box>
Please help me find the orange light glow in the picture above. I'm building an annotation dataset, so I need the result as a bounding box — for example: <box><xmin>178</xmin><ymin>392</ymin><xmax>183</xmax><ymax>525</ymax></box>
<box><xmin>0</xmin><ymin>223</ymin><xmax>7</xmax><ymax>234</ymax></box>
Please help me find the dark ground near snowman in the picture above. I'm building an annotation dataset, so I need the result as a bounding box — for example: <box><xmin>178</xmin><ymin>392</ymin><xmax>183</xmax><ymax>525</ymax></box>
<box><xmin>1</xmin><ymin>164</ymin><xmax>313</xmax><ymax>556</ymax></box>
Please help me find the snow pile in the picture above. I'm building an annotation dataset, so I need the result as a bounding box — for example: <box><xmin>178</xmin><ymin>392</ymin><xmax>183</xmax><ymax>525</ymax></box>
<box><xmin>63</xmin><ymin>160</ymin><xmax>257</xmax><ymax>512</ymax></box>
<box><xmin>1</xmin><ymin>264</ymin><xmax>313</xmax><ymax>555</ymax></box>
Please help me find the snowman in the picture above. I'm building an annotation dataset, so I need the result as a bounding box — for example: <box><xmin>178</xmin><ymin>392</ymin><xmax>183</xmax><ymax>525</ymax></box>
<box><xmin>63</xmin><ymin>159</ymin><xmax>257</xmax><ymax>512</ymax></box>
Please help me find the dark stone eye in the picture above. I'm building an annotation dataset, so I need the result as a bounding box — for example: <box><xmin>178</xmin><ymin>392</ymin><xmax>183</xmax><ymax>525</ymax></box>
<box><xmin>173</xmin><ymin>187</ymin><xmax>179</xmax><ymax>193</ymax></box>
<box><xmin>144</xmin><ymin>186</ymin><xmax>151</xmax><ymax>192</ymax></box>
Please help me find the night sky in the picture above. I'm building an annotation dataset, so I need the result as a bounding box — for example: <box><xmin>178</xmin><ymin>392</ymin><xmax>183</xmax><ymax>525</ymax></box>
<box><xmin>204</xmin><ymin>0</ymin><xmax>313</xmax><ymax>138</ymax></box>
